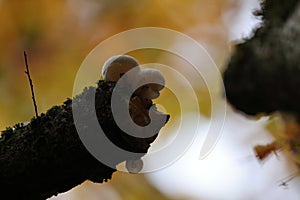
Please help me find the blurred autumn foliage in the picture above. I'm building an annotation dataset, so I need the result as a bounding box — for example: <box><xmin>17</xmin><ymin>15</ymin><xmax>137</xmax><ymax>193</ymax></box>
<box><xmin>0</xmin><ymin>0</ymin><xmax>238</xmax><ymax>130</ymax></box>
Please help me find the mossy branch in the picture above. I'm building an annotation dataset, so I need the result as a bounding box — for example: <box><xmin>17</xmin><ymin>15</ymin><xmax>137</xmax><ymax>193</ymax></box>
<box><xmin>0</xmin><ymin>81</ymin><xmax>168</xmax><ymax>200</ymax></box>
<box><xmin>224</xmin><ymin>0</ymin><xmax>300</xmax><ymax>118</ymax></box>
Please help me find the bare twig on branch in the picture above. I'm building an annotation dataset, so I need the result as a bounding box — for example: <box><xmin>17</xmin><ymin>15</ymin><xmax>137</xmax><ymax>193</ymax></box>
<box><xmin>24</xmin><ymin>51</ymin><xmax>39</xmax><ymax>118</ymax></box>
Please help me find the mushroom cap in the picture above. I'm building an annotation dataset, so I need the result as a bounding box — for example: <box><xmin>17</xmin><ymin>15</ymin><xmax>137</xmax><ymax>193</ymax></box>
<box><xmin>134</xmin><ymin>68</ymin><xmax>165</xmax><ymax>99</ymax></box>
<box><xmin>136</xmin><ymin>68</ymin><xmax>165</xmax><ymax>88</ymax></box>
<box><xmin>102</xmin><ymin>55</ymin><xmax>140</xmax><ymax>82</ymax></box>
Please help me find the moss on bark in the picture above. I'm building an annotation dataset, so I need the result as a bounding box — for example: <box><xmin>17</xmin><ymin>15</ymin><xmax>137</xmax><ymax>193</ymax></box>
<box><xmin>0</xmin><ymin>80</ymin><xmax>168</xmax><ymax>200</ymax></box>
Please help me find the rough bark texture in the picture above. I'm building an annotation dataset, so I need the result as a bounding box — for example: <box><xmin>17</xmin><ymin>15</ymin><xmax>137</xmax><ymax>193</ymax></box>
<box><xmin>224</xmin><ymin>0</ymin><xmax>300</xmax><ymax>118</ymax></box>
<box><xmin>0</xmin><ymin>81</ymin><xmax>168</xmax><ymax>200</ymax></box>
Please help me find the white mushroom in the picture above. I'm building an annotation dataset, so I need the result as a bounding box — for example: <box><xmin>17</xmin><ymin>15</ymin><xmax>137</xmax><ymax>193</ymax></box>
<box><xmin>126</xmin><ymin>159</ymin><xmax>143</xmax><ymax>173</ymax></box>
<box><xmin>102</xmin><ymin>55</ymin><xmax>140</xmax><ymax>82</ymax></box>
<box><xmin>134</xmin><ymin>68</ymin><xmax>165</xmax><ymax>100</ymax></box>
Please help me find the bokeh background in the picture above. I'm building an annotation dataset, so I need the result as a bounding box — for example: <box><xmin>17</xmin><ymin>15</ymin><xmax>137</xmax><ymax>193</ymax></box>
<box><xmin>0</xmin><ymin>0</ymin><xmax>299</xmax><ymax>199</ymax></box>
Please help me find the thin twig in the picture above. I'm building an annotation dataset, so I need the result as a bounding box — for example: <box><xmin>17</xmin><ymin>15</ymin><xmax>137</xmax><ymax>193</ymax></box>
<box><xmin>24</xmin><ymin>51</ymin><xmax>38</xmax><ymax>118</ymax></box>
<box><xmin>278</xmin><ymin>171</ymin><xmax>299</xmax><ymax>188</ymax></box>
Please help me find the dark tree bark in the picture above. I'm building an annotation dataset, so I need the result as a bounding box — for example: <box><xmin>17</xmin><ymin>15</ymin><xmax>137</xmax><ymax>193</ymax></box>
<box><xmin>0</xmin><ymin>81</ymin><xmax>169</xmax><ymax>200</ymax></box>
<box><xmin>224</xmin><ymin>0</ymin><xmax>300</xmax><ymax>118</ymax></box>
<box><xmin>224</xmin><ymin>0</ymin><xmax>300</xmax><ymax>171</ymax></box>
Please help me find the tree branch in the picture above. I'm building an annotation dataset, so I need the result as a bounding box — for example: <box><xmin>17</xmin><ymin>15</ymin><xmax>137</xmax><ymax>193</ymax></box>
<box><xmin>224</xmin><ymin>0</ymin><xmax>300</xmax><ymax>118</ymax></box>
<box><xmin>0</xmin><ymin>81</ymin><xmax>169</xmax><ymax>200</ymax></box>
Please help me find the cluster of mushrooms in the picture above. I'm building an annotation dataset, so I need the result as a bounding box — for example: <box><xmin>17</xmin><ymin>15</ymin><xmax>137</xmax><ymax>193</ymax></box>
<box><xmin>101</xmin><ymin>55</ymin><xmax>168</xmax><ymax>173</ymax></box>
